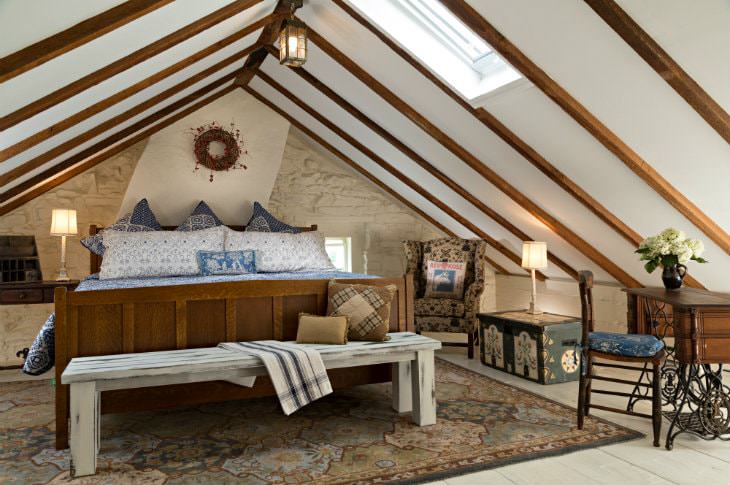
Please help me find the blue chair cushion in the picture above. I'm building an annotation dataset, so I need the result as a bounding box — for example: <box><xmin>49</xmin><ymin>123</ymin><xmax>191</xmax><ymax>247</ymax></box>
<box><xmin>588</xmin><ymin>331</ymin><xmax>664</xmax><ymax>358</ymax></box>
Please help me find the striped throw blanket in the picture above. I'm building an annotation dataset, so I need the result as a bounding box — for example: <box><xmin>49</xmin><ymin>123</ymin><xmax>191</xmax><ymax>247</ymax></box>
<box><xmin>218</xmin><ymin>341</ymin><xmax>332</xmax><ymax>415</ymax></box>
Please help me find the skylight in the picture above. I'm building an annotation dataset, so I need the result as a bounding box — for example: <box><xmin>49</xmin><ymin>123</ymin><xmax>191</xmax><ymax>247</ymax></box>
<box><xmin>349</xmin><ymin>0</ymin><xmax>522</xmax><ymax>101</ymax></box>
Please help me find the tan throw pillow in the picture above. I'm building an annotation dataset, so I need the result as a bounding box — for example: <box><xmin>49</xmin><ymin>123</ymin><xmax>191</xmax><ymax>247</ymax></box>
<box><xmin>424</xmin><ymin>260</ymin><xmax>467</xmax><ymax>299</ymax></box>
<box><xmin>296</xmin><ymin>314</ymin><xmax>349</xmax><ymax>345</ymax></box>
<box><xmin>327</xmin><ymin>282</ymin><xmax>397</xmax><ymax>342</ymax></box>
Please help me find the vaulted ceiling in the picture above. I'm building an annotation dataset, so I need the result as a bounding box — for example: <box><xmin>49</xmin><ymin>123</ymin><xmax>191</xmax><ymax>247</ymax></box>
<box><xmin>1</xmin><ymin>0</ymin><xmax>728</xmax><ymax>290</ymax></box>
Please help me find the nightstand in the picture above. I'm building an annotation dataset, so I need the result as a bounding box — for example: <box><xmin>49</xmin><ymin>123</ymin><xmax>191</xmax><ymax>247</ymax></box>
<box><xmin>0</xmin><ymin>280</ymin><xmax>79</xmax><ymax>305</ymax></box>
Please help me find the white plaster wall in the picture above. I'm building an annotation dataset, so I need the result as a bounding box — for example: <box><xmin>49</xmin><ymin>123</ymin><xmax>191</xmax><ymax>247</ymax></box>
<box><xmin>495</xmin><ymin>275</ymin><xmax>627</xmax><ymax>334</ymax></box>
<box><xmin>120</xmin><ymin>89</ymin><xmax>290</xmax><ymax>225</ymax></box>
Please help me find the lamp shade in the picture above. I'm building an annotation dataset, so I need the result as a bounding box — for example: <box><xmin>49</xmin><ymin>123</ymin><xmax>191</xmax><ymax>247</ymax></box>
<box><xmin>521</xmin><ymin>241</ymin><xmax>547</xmax><ymax>269</ymax></box>
<box><xmin>50</xmin><ymin>209</ymin><xmax>78</xmax><ymax>236</ymax></box>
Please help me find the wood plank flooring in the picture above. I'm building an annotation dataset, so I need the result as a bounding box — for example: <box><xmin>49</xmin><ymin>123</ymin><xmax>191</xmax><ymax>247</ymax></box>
<box><xmin>434</xmin><ymin>340</ymin><xmax>730</xmax><ymax>485</ymax></box>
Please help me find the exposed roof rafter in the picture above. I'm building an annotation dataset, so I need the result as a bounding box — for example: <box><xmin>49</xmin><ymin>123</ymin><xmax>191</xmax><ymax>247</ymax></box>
<box><xmin>440</xmin><ymin>0</ymin><xmax>730</xmax><ymax>259</ymax></box>
<box><xmin>234</xmin><ymin>0</ymin><xmax>294</xmax><ymax>87</ymax></box>
<box><xmin>0</xmin><ymin>75</ymin><xmax>237</xmax><ymax>211</ymax></box>
<box><xmin>0</xmin><ymin>0</ymin><xmax>264</xmax><ymax>132</ymax></box>
<box><xmin>0</xmin><ymin>14</ymin><xmax>274</xmax><ymax>163</ymax></box>
<box><xmin>0</xmin><ymin>44</ymin><xmax>258</xmax><ymax>188</ymax></box>
<box><xmin>585</xmin><ymin>0</ymin><xmax>730</xmax><ymax>145</ymax></box>
<box><xmin>242</xmin><ymin>89</ymin><xmax>457</xmax><ymax>239</ymax></box>
<box><xmin>332</xmin><ymin>0</ymin><xmax>706</xmax><ymax>289</ymax></box>
<box><xmin>254</xmin><ymin>70</ymin><xmax>541</xmax><ymax>280</ymax></box>
<box><xmin>306</xmin><ymin>26</ymin><xmax>640</xmax><ymax>287</ymax></box>
<box><xmin>0</xmin><ymin>0</ymin><xmax>174</xmax><ymax>83</ymax></box>
<box><xmin>242</xmin><ymin>85</ymin><xmax>513</xmax><ymax>275</ymax></box>
<box><xmin>269</xmin><ymin>50</ymin><xmax>578</xmax><ymax>279</ymax></box>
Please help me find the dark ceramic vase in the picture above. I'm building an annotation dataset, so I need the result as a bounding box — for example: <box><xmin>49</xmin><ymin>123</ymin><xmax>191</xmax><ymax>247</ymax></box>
<box><xmin>662</xmin><ymin>264</ymin><xmax>687</xmax><ymax>290</ymax></box>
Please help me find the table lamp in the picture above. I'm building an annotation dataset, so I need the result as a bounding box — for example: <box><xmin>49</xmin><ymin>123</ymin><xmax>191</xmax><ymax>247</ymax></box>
<box><xmin>522</xmin><ymin>241</ymin><xmax>547</xmax><ymax>315</ymax></box>
<box><xmin>50</xmin><ymin>209</ymin><xmax>78</xmax><ymax>281</ymax></box>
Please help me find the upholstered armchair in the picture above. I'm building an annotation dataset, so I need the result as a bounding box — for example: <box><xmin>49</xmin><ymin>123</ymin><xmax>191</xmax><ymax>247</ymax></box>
<box><xmin>403</xmin><ymin>238</ymin><xmax>489</xmax><ymax>358</ymax></box>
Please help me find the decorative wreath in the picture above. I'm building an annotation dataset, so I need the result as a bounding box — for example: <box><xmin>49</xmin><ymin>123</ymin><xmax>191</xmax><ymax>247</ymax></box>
<box><xmin>189</xmin><ymin>121</ymin><xmax>248</xmax><ymax>182</ymax></box>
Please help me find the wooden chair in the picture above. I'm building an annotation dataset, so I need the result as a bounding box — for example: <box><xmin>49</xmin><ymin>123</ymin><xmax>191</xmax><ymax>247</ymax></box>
<box><xmin>577</xmin><ymin>271</ymin><xmax>665</xmax><ymax>447</ymax></box>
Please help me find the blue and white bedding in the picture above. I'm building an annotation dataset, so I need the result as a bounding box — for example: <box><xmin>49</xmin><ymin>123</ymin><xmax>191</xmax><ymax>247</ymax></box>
<box><xmin>23</xmin><ymin>271</ymin><xmax>377</xmax><ymax>376</ymax></box>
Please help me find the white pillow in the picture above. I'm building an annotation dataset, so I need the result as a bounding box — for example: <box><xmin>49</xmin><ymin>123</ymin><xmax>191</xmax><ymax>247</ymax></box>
<box><xmin>100</xmin><ymin>226</ymin><xmax>225</xmax><ymax>279</ymax></box>
<box><xmin>225</xmin><ymin>229</ymin><xmax>335</xmax><ymax>272</ymax></box>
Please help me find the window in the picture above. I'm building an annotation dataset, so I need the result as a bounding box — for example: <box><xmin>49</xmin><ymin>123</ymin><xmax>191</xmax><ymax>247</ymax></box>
<box><xmin>325</xmin><ymin>237</ymin><xmax>352</xmax><ymax>272</ymax></box>
<box><xmin>348</xmin><ymin>0</ymin><xmax>522</xmax><ymax>101</ymax></box>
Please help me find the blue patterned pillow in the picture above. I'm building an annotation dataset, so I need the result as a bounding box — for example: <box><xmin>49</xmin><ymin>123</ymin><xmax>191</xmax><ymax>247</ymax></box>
<box><xmin>197</xmin><ymin>250</ymin><xmax>257</xmax><ymax>276</ymax></box>
<box><xmin>23</xmin><ymin>313</ymin><xmax>55</xmax><ymax>376</ymax></box>
<box><xmin>176</xmin><ymin>201</ymin><xmax>223</xmax><ymax>231</ymax></box>
<box><xmin>80</xmin><ymin>198</ymin><xmax>161</xmax><ymax>256</ymax></box>
<box><xmin>245</xmin><ymin>202</ymin><xmax>300</xmax><ymax>233</ymax></box>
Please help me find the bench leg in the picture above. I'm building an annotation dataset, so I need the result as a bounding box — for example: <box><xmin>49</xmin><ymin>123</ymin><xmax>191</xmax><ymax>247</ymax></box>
<box><xmin>410</xmin><ymin>350</ymin><xmax>436</xmax><ymax>426</ymax></box>
<box><xmin>392</xmin><ymin>361</ymin><xmax>412</xmax><ymax>413</ymax></box>
<box><xmin>69</xmin><ymin>382</ymin><xmax>98</xmax><ymax>477</ymax></box>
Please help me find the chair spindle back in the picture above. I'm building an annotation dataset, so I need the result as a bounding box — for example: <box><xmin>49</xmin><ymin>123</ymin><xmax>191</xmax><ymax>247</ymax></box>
<box><xmin>578</xmin><ymin>270</ymin><xmax>595</xmax><ymax>348</ymax></box>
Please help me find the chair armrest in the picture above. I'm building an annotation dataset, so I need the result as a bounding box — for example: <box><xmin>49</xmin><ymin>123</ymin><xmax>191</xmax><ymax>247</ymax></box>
<box><xmin>463</xmin><ymin>280</ymin><xmax>485</xmax><ymax>315</ymax></box>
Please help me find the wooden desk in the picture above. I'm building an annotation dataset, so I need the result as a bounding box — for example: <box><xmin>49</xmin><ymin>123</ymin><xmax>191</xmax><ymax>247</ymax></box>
<box><xmin>623</xmin><ymin>287</ymin><xmax>730</xmax><ymax>448</ymax></box>
<box><xmin>624</xmin><ymin>287</ymin><xmax>730</xmax><ymax>364</ymax></box>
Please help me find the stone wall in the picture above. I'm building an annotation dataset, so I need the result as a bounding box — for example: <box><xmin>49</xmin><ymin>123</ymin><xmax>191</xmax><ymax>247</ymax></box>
<box><xmin>0</xmin><ymin>141</ymin><xmax>145</xmax><ymax>366</ymax></box>
<box><xmin>269</xmin><ymin>129</ymin><xmax>447</xmax><ymax>277</ymax></box>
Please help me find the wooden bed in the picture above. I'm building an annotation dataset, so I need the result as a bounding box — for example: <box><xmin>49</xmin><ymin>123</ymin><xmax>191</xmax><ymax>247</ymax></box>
<box><xmin>54</xmin><ymin>224</ymin><xmax>415</xmax><ymax>449</ymax></box>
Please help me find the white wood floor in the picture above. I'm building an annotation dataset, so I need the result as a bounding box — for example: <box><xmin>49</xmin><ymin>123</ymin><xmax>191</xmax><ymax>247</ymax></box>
<box><xmin>431</xmin><ymin>341</ymin><xmax>730</xmax><ymax>485</ymax></box>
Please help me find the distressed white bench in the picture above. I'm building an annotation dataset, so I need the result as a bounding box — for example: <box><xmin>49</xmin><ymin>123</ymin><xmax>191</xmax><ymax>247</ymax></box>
<box><xmin>61</xmin><ymin>332</ymin><xmax>440</xmax><ymax>477</ymax></box>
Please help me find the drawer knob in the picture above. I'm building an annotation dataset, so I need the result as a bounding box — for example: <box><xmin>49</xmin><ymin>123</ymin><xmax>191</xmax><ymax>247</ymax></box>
<box><xmin>18</xmin><ymin>293</ymin><xmax>25</xmax><ymax>299</ymax></box>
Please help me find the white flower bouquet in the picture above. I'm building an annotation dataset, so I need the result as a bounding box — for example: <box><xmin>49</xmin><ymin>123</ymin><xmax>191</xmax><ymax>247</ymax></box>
<box><xmin>636</xmin><ymin>228</ymin><xmax>707</xmax><ymax>273</ymax></box>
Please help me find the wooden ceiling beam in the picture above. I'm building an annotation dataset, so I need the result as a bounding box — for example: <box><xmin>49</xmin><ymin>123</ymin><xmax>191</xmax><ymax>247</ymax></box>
<box><xmin>278</xmin><ymin>57</ymin><xmax>578</xmax><ymax>279</ymax></box>
<box><xmin>243</xmin><ymin>84</ymin><xmax>512</xmax><ymax>275</ymax></box>
<box><xmin>0</xmin><ymin>0</ymin><xmax>174</xmax><ymax>83</ymax></box>
<box><xmin>306</xmin><ymin>28</ymin><xmax>639</xmax><ymax>287</ymax></box>
<box><xmin>0</xmin><ymin>44</ymin><xmax>257</xmax><ymax>188</ymax></box>
<box><xmin>242</xmin><ymin>88</ymin><xmax>455</xmax><ymax>236</ymax></box>
<box><xmin>0</xmin><ymin>15</ymin><xmax>273</xmax><ymax>164</ymax></box>
<box><xmin>333</xmin><ymin>0</ymin><xmax>706</xmax><ymax>290</ymax></box>
<box><xmin>0</xmin><ymin>84</ymin><xmax>234</xmax><ymax>218</ymax></box>
<box><xmin>234</xmin><ymin>0</ymin><xmax>292</xmax><ymax>87</ymax></box>
<box><xmin>0</xmin><ymin>75</ymin><xmax>236</xmax><ymax>209</ymax></box>
<box><xmin>254</xmin><ymin>70</ymin><xmax>538</xmax><ymax>279</ymax></box>
<box><xmin>440</xmin><ymin>0</ymin><xmax>730</xmax><ymax>259</ymax></box>
<box><xmin>585</xmin><ymin>0</ymin><xmax>730</xmax><ymax>145</ymax></box>
<box><xmin>0</xmin><ymin>0</ymin><xmax>263</xmax><ymax>132</ymax></box>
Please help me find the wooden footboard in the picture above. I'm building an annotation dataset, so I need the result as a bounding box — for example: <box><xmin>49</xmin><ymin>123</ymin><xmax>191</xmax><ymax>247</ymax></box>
<box><xmin>54</xmin><ymin>275</ymin><xmax>414</xmax><ymax>449</ymax></box>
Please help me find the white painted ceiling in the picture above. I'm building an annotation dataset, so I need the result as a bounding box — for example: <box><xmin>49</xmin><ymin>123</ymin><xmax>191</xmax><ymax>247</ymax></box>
<box><xmin>0</xmin><ymin>0</ymin><xmax>728</xmax><ymax>289</ymax></box>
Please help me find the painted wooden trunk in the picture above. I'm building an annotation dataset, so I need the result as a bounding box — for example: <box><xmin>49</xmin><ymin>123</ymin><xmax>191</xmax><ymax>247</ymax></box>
<box><xmin>478</xmin><ymin>311</ymin><xmax>581</xmax><ymax>384</ymax></box>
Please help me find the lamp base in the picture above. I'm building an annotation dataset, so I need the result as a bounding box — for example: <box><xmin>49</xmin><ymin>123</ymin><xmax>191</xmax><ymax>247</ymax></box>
<box><xmin>56</xmin><ymin>267</ymin><xmax>69</xmax><ymax>282</ymax></box>
<box><xmin>526</xmin><ymin>302</ymin><xmax>542</xmax><ymax>315</ymax></box>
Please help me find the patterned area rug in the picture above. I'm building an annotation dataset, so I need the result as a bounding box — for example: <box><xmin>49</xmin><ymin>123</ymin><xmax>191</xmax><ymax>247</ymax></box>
<box><xmin>0</xmin><ymin>359</ymin><xmax>641</xmax><ymax>484</ymax></box>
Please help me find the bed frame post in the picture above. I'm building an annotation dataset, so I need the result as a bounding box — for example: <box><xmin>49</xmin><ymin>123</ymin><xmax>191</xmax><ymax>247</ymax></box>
<box><xmin>54</xmin><ymin>286</ymin><xmax>69</xmax><ymax>449</ymax></box>
<box><xmin>88</xmin><ymin>225</ymin><xmax>101</xmax><ymax>274</ymax></box>
<box><xmin>405</xmin><ymin>273</ymin><xmax>415</xmax><ymax>332</ymax></box>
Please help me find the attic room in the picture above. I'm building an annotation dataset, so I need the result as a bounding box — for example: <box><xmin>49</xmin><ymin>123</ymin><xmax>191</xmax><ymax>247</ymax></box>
<box><xmin>0</xmin><ymin>0</ymin><xmax>728</xmax><ymax>483</ymax></box>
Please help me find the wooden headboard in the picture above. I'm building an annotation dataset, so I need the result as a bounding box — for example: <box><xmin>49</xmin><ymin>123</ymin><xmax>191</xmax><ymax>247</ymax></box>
<box><xmin>88</xmin><ymin>224</ymin><xmax>318</xmax><ymax>275</ymax></box>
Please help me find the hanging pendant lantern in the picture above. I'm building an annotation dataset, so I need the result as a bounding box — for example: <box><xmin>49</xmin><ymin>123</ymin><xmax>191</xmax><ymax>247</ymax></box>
<box><xmin>279</xmin><ymin>10</ymin><xmax>307</xmax><ymax>67</ymax></box>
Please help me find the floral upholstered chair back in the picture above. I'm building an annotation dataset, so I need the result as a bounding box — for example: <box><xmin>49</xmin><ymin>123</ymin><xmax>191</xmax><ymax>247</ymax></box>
<box><xmin>403</xmin><ymin>238</ymin><xmax>488</xmax><ymax>300</ymax></box>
